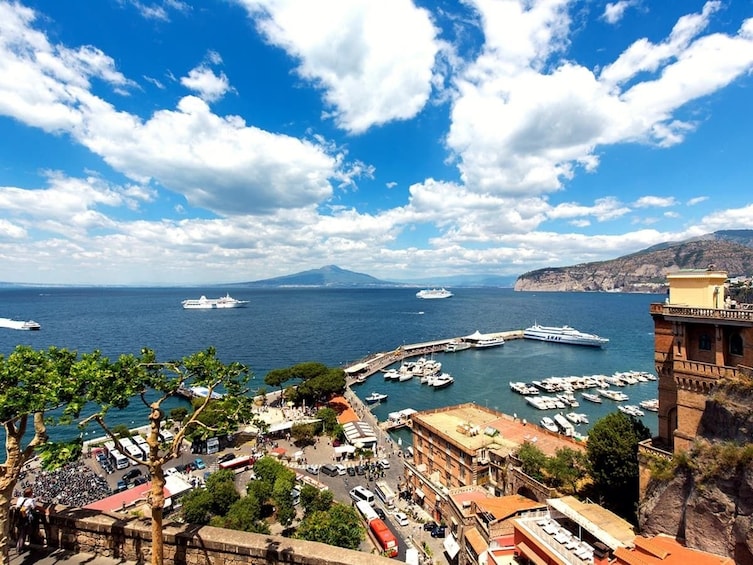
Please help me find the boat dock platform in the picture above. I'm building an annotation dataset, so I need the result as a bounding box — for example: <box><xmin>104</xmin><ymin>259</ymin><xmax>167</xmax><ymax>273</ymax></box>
<box><xmin>344</xmin><ymin>330</ymin><xmax>523</xmax><ymax>380</ymax></box>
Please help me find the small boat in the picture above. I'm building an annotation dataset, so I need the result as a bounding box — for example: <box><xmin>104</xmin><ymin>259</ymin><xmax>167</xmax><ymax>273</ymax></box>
<box><xmin>182</xmin><ymin>293</ymin><xmax>249</xmax><ymax>309</ymax></box>
<box><xmin>540</xmin><ymin>416</ymin><xmax>559</xmax><ymax>433</ymax></box>
<box><xmin>429</xmin><ymin>373</ymin><xmax>454</xmax><ymax>389</ymax></box>
<box><xmin>553</xmin><ymin>413</ymin><xmax>575</xmax><ymax>436</ymax></box>
<box><xmin>0</xmin><ymin>318</ymin><xmax>41</xmax><ymax>331</ymax></box>
<box><xmin>598</xmin><ymin>389</ymin><xmax>629</xmax><ymax>402</ymax></box>
<box><xmin>365</xmin><ymin>392</ymin><xmax>388</xmax><ymax>403</ymax></box>
<box><xmin>619</xmin><ymin>405</ymin><xmax>645</xmax><ymax>417</ymax></box>
<box><xmin>523</xmin><ymin>323</ymin><xmax>609</xmax><ymax>348</ymax></box>
<box><xmin>565</xmin><ymin>412</ymin><xmax>589</xmax><ymax>425</ymax></box>
<box><xmin>581</xmin><ymin>392</ymin><xmax>602</xmax><ymax>404</ymax></box>
<box><xmin>416</xmin><ymin>288</ymin><xmax>453</xmax><ymax>299</ymax></box>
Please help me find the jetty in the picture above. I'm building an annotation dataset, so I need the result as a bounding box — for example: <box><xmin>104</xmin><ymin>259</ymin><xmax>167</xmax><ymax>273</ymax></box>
<box><xmin>344</xmin><ymin>330</ymin><xmax>524</xmax><ymax>381</ymax></box>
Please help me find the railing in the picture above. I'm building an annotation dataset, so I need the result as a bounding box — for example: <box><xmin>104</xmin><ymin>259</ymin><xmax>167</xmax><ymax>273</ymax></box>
<box><xmin>651</xmin><ymin>303</ymin><xmax>753</xmax><ymax>322</ymax></box>
<box><xmin>638</xmin><ymin>438</ymin><xmax>673</xmax><ymax>461</ymax></box>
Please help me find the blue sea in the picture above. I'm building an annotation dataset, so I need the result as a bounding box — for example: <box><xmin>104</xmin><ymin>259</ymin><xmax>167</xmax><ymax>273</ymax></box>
<box><xmin>0</xmin><ymin>287</ymin><xmax>662</xmax><ymax>447</ymax></box>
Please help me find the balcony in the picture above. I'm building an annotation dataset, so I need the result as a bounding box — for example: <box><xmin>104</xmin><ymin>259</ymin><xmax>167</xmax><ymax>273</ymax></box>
<box><xmin>651</xmin><ymin>303</ymin><xmax>753</xmax><ymax>323</ymax></box>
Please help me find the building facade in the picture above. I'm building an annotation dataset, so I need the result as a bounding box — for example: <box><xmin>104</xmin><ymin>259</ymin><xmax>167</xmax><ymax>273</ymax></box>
<box><xmin>649</xmin><ymin>269</ymin><xmax>753</xmax><ymax>453</ymax></box>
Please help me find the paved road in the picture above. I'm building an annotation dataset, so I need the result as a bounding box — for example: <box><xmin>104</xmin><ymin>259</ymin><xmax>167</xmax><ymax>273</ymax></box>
<box><xmin>10</xmin><ymin>547</ymin><xmax>136</xmax><ymax>565</ymax></box>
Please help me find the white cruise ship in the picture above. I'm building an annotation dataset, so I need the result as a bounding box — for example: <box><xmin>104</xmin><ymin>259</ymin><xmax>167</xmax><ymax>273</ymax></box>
<box><xmin>523</xmin><ymin>323</ymin><xmax>609</xmax><ymax>347</ymax></box>
<box><xmin>0</xmin><ymin>317</ymin><xmax>41</xmax><ymax>331</ymax></box>
<box><xmin>416</xmin><ymin>288</ymin><xmax>453</xmax><ymax>299</ymax></box>
<box><xmin>182</xmin><ymin>293</ymin><xmax>249</xmax><ymax>309</ymax></box>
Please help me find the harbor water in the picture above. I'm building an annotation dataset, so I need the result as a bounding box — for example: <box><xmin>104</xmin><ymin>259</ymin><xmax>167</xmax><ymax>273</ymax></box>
<box><xmin>0</xmin><ymin>287</ymin><xmax>662</xmax><ymax>445</ymax></box>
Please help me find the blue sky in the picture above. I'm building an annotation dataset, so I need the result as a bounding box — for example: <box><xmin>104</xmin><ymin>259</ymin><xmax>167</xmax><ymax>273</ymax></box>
<box><xmin>1</xmin><ymin>0</ymin><xmax>752</xmax><ymax>285</ymax></box>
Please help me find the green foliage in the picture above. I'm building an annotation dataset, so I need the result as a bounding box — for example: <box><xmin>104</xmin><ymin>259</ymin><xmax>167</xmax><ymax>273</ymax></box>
<box><xmin>300</xmin><ymin>485</ymin><xmax>333</xmax><ymax>516</ymax></box>
<box><xmin>252</xmin><ymin>456</ymin><xmax>287</xmax><ymax>485</ymax></box>
<box><xmin>295</xmin><ymin>503</ymin><xmax>364</xmax><ymax>549</ymax></box>
<box><xmin>291</xmin><ymin>422</ymin><xmax>317</xmax><ymax>446</ymax></box>
<box><xmin>315</xmin><ymin>407</ymin><xmax>338</xmax><ymax>434</ymax></box>
<box><xmin>169</xmin><ymin>407</ymin><xmax>189</xmax><ymax>423</ymax></box>
<box><xmin>112</xmin><ymin>424</ymin><xmax>132</xmax><ymax>438</ymax></box>
<box><xmin>213</xmin><ymin>492</ymin><xmax>270</xmax><ymax>534</ymax></box>
<box><xmin>35</xmin><ymin>438</ymin><xmax>83</xmax><ymax>470</ymax></box>
<box><xmin>181</xmin><ymin>488</ymin><xmax>214</xmax><ymax>525</ymax></box>
<box><xmin>545</xmin><ymin>447</ymin><xmax>588</xmax><ymax>493</ymax></box>
<box><xmin>247</xmin><ymin>477</ymin><xmax>273</xmax><ymax>503</ymax></box>
<box><xmin>273</xmin><ymin>472</ymin><xmax>296</xmax><ymax>526</ymax></box>
<box><xmin>586</xmin><ymin>411</ymin><xmax>650</xmax><ymax>520</ymax></box>
<box><xmin>516</xmin><ymin>441</ymin><xmax>547</xmax><ymax>481</ymax></box>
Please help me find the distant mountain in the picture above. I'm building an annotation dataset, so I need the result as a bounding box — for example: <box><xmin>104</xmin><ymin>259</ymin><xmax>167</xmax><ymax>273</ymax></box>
<box><xmin>238</xmin><ymin>265</ymin><xmax>400</xmax><ymax>288</ymax></box>
<box><xmin>514</xmin><ymin>230</ymin><xmax>753</xmax><ymax>293</ymax></box>
<box><xmin>396</xmin><ymin>274</ymin><xmax>516</xmax><ymax>288</ymax></box>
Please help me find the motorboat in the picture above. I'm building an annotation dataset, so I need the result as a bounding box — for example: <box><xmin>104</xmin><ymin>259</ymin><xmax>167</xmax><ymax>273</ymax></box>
<box><xmin>383</xmin><ymin>369</ymin><xmax>400</xmax><ymax>381</ymax></box>
<box><xmin>553</xmin><ymin>413</ymin><xmax>575</xmax><ymax>436</ymax></box>
<box><xmin>581</xmin><ymin>392</ymin><xmax>602</xmax><ymax>404</ymax></box>
<box><xmin>182</xmin><ymin>293</ymin><xmax>249</xmax><ymax>309</ymax></box>
<box><xmin>365</xmin><ymin>392</ymin><xmax>388</xmax><ymax>403</ymax></box>
<box><xmin>428</xmin><ymin>373</ymin><xmax>454</xmax><ymax>389</ymax></box>
<box><xmin>639</xmin><ymin>398</ymin><xmax>659</xmax><ymax>412</ymax></box>
<box><xmin>444</xmin><ymin>340</ymin><xmax>471</xmax><ymax>353</ymax></box>
<box><xmin>523</xmin><ymin>323</ymin><xmax>609</xmax><ymax>347</ymax></box>
<box><xmin>540</xmin><ymin>416</ymin><xmax>559</xmax><ymax>433</ymax></box>
<box><xmin>416</xmin><ymin>288</ymin><xmax>453</xmax><ymax>299</ymax></box>
<box><xmin>565</xmin><ymin>412</ymin><xmax>589</xmax><ymax>425</ymax></box>
<box><xmin>597</xmin><ymin>389</ymin><xmax>629</xmax><ymax>402</ymax></box>
<box><xmin>0</xmin><ymin>317</ymin><xmax>41</xmax><ymax>331</ymax></box>
<box><xmin>509</xmin><ymin>382</ymin><xmax>539</xmax><ymax>396</ymax></box>
<box><xmin>619</xmin><ymin>405</ymin><xmax>645</xmax><ymax>417</ymax></box>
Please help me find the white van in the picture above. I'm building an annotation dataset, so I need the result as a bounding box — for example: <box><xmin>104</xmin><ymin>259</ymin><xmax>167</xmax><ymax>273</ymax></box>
<box><xmin>349</xmin><ymin>486</ymin><xmax>375</xmax><ymax>506</ymax></box>
<box><xmin>405</xmin><ymin>548</ymin><xmax>419</xmax><ymax>565</ymax></box>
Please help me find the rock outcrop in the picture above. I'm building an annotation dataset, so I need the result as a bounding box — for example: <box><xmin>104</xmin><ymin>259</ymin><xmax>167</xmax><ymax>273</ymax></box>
<box><xmin>639</xmin><ymin>377</ymin><xmax>753</xmax><ymax>563</ymax></box>
<box><xmin>515</xmin><ymin>231</ymin><xmax>753</xmax><ymax>292</ymax></box>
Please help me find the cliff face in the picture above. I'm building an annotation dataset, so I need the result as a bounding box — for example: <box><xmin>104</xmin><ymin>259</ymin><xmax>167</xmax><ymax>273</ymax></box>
<box><xmin>515</xmin><ymin>233</ymin><xmax>753</xmax><ymax>292</ymax></box>
<box><xmin>640</xmin><ymin>379</ymin><xmax>753</xmax><ymax>563</ymax></box>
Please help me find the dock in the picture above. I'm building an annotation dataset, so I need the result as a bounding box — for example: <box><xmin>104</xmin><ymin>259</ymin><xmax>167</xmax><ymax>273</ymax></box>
<box><xmin>344</xmin><ymin>329</ymin><xmax>524</xmax><ymax>381</ymax></box>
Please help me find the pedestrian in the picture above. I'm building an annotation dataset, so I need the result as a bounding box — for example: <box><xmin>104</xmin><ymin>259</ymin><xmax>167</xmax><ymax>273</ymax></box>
<box><xmin>15</xmin><ymin>488</ymin><xmax>36</xmax><ymax>552</ymax></box>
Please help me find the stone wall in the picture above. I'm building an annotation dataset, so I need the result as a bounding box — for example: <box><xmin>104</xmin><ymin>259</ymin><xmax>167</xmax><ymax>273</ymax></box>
<box><xmin>38</xmin><ymin>504</ymin><xmax>394</xmax><ymax>565</ymax></box>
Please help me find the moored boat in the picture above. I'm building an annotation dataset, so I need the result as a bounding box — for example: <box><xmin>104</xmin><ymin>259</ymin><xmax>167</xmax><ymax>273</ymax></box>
<box><xmin>365</xmin><ymin>392</ymin><xmax>388</xmax><ymax>403</ymax></box>
<box><xmin>540</xmin><ymin>416</ymin><xmax>559</xmax><ymax>433</ymax></box>
<box><xmin>597</xmin><ymin>388</ymin><xmax>629</xmax><ymax>402</ymax></box>
<box><xmin>429</xmin><ymin>373</ymin><xmax>454</xmax><ymax>388</ymax></box>
<box><xmin>523</xmin><ymin>323</ymin><xmax>609</xmax><ymax>347</ymax></box>
<box><xmin>182</xmin><ymin>293</ymin><xmax>249</xmax><ymax>309</ymax></box>
<box><xmin>581</xmin><ymin>392</ymin><xmax>602</xmax><ymax>404</ymax></box>
<box><xmin>565</xmin><ymin>412</ymin><xmax>589</xmax><ymax>425</ymax></box>
<box><xmin>464</xmin><ymin>330</ymin><xmax>505</xmax><ymax>348</ymax></box>
<box><xmin>639</xmin><ymin>398</ymin><xmax>659</xmax><ymax>412</ymax></box>
<box><xmin>444</xmin><ymin>340</ymin><xmax>471</xmax><ymax>353</ymax></box>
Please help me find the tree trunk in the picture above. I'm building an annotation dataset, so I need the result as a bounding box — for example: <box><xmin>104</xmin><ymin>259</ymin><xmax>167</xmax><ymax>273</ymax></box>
<box><xmin>148</xmin><ymin>404</ymin><xmax>166</xmax><ymax>565</ymax></box>
<box><xmin>0</xmin><ymin>421</ymin><xmax>24</xmax><ymax>565</ymax></box>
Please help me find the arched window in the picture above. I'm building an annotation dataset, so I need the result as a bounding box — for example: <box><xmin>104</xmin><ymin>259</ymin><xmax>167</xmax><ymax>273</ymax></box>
<box><xmin>730</xmin><ymin>333</ymin><xmax>743</xmax><ymax>356</ymax></box>
<box><xmin>699</xmin><ymin>334</ymin><xmax>711</xmax><ymax>351</ymax></box>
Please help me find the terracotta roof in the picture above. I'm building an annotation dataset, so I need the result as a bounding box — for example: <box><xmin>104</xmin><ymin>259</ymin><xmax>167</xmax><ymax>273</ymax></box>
<box><xmin>465</xmin><ymin>527</ymin><xmax>488</xmax><ymax>555</ymax></box>
<box><xmin>614</xmin><ymin>535</ymin><xmax>734</xmax><ymax>565</ymax></box>
<box><xmin>477</xmin><ymin>495</ymin><xmax>545</xmax><ymax>520</ymax></box>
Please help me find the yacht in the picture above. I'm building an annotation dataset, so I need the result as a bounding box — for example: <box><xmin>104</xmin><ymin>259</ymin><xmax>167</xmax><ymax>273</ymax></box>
<box><xmin>639</xmin><ymin>398</ymin><xmax>659</xmax><ymax>412</ymax></box>
<box><xmin>444</xmin><ymin>340</ymin><xmax>471</xmax><ymax>353</ymax></box>
<box><xmin>619</xmin><ymin>405</ymin><xmax>645</xmax><ymax>417</ymax></box>
<box><xmin>565</xmin><ymin>412</ymin><xmax>589</xmax><ymax>425</ymax></box>
<box><xmin>365</xmin><ymin>392</ymin><xmax>388</xmax><ymax>403</ymax></box>
<box><xmin>597</xmin><ymin>389</ymin><xmax>629</xmax><ymax>402</ymax></box>
<box><xmin>182</xmin><ymin>293</ymin><xmax>249</xmax><ymax>309</ymax></box>
<box><xmin>581</xmin><ymin>392</ymin><xmax>602</xmax><ymax>404</ymax></box>
<box><xmin>523</xmin><ymin>323</ymin><xmax>609</xmax><ymax>347</ymax></box>
<box><xmin>416</xmin><ymin>288</ymin><xmax>453</xmax><ymax>299</ymax></box>
<box><xmin>428</xmin><ymin>373</ymin><xmax>454</xmax><ymax>389</ymax></box>
<box><xmin>540</xmin><ymin>416</ymin><xmax>559</xmax><ymax>433</ymax></box>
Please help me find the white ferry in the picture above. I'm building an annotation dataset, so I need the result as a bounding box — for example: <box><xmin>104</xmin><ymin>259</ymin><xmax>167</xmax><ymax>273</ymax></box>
<box><xmin>416</xmin><ymin>288</ymin><xmax>453</xmax><ymax>299</ymax></box>
<box><xmin>523</xmin><ymin>323</ymin><xmax>609</xmax><ymax>347</ymax></box>
<box><xmin>182</xmin><ymin>293</ymin><xmax>249</xmax><ymax>309</ymax></box>
<box><xmin>0</xmin><ymin>317</ymin><xmax>41</xmax><ymax>331</ymax></box>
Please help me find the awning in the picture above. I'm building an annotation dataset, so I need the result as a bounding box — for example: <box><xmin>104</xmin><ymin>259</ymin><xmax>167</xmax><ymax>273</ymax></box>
<box><xmin>345</xmin><ymin>362</ymin><xmax>369</xmax><ymax>374</ymax></box>
<box><xmin>334</xmin><ymin>445</ymin><xmax>356</xmax><ymax>454</ymax></box>
<box><xmin>443</xmin><ymin>535</ymin><xmax>460</xmax><ymax>560</ymax></box>
<box><xmin>516</xmin><ymin>542</ymin><xmax>548</xmax><ymax>565</ymax></box>
<box><xmin>415</xmin><ymin>488</ymin><xmax>426</xmax><ymax>499</ymax></box>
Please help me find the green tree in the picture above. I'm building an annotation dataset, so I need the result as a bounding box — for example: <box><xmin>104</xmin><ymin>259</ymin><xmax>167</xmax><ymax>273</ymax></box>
<box><xmin>545</xmin><ymin>447</ymin><xmax>588</xmax><ymax>494</ymax></box>
<box><xmin>586</xmin><ymin>411</ymin><xmax>650</xmax><ymax>520</ymax></box>
<box><xmin>296</xmin><ymin>503</ymin><xmax>364</xmax><ymax>549</ymax></box>
<box><xmin>263</xmin><ymin>368</ymin><xmax>291</xmax><ymax>405</ymax></box>
<box><xmin>516</xmin><ymin>441</ymin><xmax>547</xmax><ymax>481</ymax></box>
<box><xmin>272</xmin><ymin>472</ymin><xmax>296</xmax><ymax>526</ymax></box>
<box><xmin>213</xmin><ymin>492</ymin><xmax>269</xmax><ymax>534</ymax></box>
<box><xmin>315</xmin><ymin>407</ymin><xmax>338</xmax><ymax>435</ymax></box>
<box><xmin>290</xmin><ymin>422</ymin><xmax>316</xmax><ymax>446</ymax></box>
<box><xmin>169</xmin><ymin>406</ymin><xmax>189</xmax><ymax>423</ymax></box>
<box><xmin>252</xmin><ymin>456</ymin><xmax>287</xmax><ymax>485</ymax></box>
<box><xmin>181</xmin><ymin>488</ymin><xmax>214</xmax><ymax>525</ymax></box>
<box><xmin>0</xmin><ymin>346</ymin><xmax>102</xmax><ymax>564</ymax></box>
<box><xmin>81</xmin><ymin>347</ymin><xmax>252</xmax><ymax>565</ymax></box>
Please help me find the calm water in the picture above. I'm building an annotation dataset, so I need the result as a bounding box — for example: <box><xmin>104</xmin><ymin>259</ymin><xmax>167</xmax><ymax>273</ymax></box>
<box><xmin>0</xmin><ymin>287</ymin><xmax>662</xmax><ymax>444</ymax></box>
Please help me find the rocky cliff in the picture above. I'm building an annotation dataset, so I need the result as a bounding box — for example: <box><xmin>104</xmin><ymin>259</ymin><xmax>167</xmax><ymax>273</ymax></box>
<box><xmin>639</xmin><ymin>376</ymin><xmax>753</xmax><ymax>563</ymax></box>
<box><xmin>515</xmin><ymin>230</ymin><xmax>753</xmax><ymax>292</ymax></box>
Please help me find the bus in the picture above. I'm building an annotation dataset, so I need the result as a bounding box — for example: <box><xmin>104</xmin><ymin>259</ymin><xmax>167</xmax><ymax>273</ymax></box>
<box><xmin>368</xmin><ymin>518</ymin><xmax>398</xmax><ymax>558</ymax></box>
<box><xmin>109</xmin><ymin>449</ymin><xmax>129</xmax><ymax>470</ymax></box>
<box><xmin>132</xmin><ymin>434</ymin><xmax>149</xmax><ymax>456</ymax></box>
<box><xmin>219</xmin><ymin>455</ymin><xmax>254</xmax><ymax>472</ymax></box>
<box><xmin>355</xmin><ymin>500</ymin><xmax>379</xmax><ymax>524</ymax></box>
<box><xmin>374</xmin><ymin>481</ymin><xmax>396</xmax><ymax>509</ymax></box>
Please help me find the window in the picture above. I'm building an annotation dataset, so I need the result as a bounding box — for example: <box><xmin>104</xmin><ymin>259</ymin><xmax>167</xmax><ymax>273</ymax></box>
<box><xmin>730</xmin><ymin>333</ymin><xmax>743</xmax><ymax>356</ymax></box>
<box><xmin>699</xmin><ymin>334</ymin><xmax>711</xmax><ymax>351</ymax></box>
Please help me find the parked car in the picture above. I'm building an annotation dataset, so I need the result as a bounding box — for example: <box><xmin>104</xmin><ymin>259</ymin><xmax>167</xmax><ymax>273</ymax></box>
<box><xmin>115</xmin><ymin>480</ymin><xmax>127</xmax><ymax>493</ymax></box>
<box><xmin>377</xmin><ymin>459</ymin><xmax>390</xmax><ymax>469</ymax></box>
<box><xmin>347</xmin><ymin>466</ymin><xmax>356</xmax><ymax>477</ymax></box>
<box><xmin>375</xmin><ymin>507</ymin><xmax>386</xmax><ymax>520</ymax></box>
<box><xmin>431</xmin><ymin>525</ymin><xmax>447</xmax><ymax>538</ymax></box>
<box><xmin>193</xmin><ymin>457</ymin><xmax>206</xmax><ymax>470</ymax></box>
<box><xmin>132</xmin><ymin>476</ymin><xmax>148</xmax><ymax>486</ymax></box>
<box><xmin>306</xmin><ymin>464</ymin><xmax>320</xmax><ymax>475</ymax></box>
<box><xmin>218</xmin><ymin>452</ymin><xmax>235</xmax><ymax>463</ymax></box>
<box><xmin>335</xmin><ymin>464</ymin><xmax>347</xmax><ymax>475</ymax></box>
<box><xmin>394</xmin><ymin>512</ymin><xmax>409</xmax><ymax>527</ymax></box>
<box><xmin>423</xmin><ymin>521</ymin><xmax>439</xmax><ymax>531</ymax></box>
<box><xmin>356</xmin><ymin>465</ymin><xmax>365</xmax><ymax>475</ymax></box>
<box><xmin>122</xmin><ymin>468</ymin><xmax>142</xmax><ymax>482</ymax></box>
